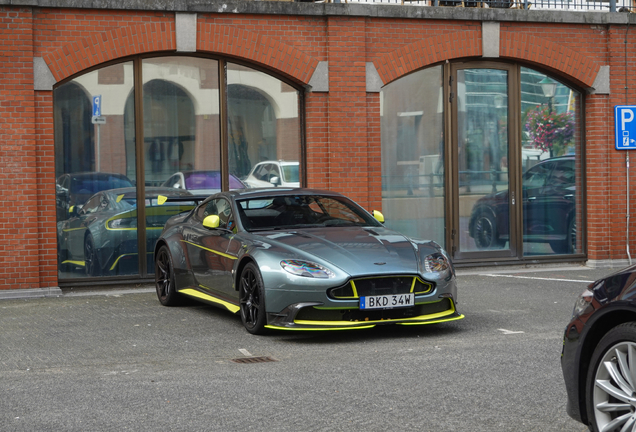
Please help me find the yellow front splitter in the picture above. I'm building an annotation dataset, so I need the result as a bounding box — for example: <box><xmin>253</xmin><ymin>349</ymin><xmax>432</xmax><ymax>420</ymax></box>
<box><xmin>266</xmin><ymin>312</ymin><xmax>465</xmax><ymax>331</ymax></box>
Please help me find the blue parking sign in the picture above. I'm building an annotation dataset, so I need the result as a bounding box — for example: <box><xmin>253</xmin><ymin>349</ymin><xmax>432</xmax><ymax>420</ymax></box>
<box><xmin>615</xmin><ymin>106</ymin><xmax>636</xmax><ymax>150</ymax></box>
<box><xmin>92</xmin><ymin>95</ymin><xmax>102</xmax><ymax>117</ymax></box>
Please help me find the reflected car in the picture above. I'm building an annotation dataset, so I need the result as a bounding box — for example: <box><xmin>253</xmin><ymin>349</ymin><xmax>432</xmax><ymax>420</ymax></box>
<box><xmin>243</xmin><ymin>160</ymin><xmax>300</xmax><ymax>188</ymax></box>
<box><xmin>154</xmin><ymin>188</ymin><xmax>463</xmax><ymax>334</ymax></box>
<box><xmin>57</xmin><ymin>187</ymin><xmax>194</xmax><ymax>276</ymax></box>
<box><xmin>468</xmin><ymin>156</ymin><xmax>576</xmax><ymax>254</ymax></box>
<box><xmin>562</xmin><ymin>265</ymin><xmax>636</xmax><ymax>432</ymax></box>
<box><xmin>161</xmin><ymin>170</ymin><xmax>246</xmax><ymax>195</ymax></box>
<box><xmin>56</xmin><ymin>172</ymin><xmax>134</xmax><ymax>220</ymax></box>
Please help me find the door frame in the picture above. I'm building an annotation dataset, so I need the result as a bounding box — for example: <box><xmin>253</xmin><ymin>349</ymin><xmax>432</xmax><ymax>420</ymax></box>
<box><xmin>445</xmin><ymin>61</ymin><xmax>522</xmax><ymax>262</ymax></box>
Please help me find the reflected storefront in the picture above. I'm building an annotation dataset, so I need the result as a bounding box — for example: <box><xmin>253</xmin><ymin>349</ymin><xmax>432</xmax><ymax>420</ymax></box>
<box><xmin>55</xmin><ymin>56</ymin><xmax>301</xmax><ymax>281</ymax></box>
<box><xmin>381</xmin><ymin>62</ymin><xmax>583</xmax><ymax>263</ymax></box>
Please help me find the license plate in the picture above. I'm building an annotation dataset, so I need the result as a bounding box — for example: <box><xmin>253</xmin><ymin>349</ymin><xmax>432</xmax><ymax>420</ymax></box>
<box><xmin>360</xmin><ymin>293</ymin><xmax>414</xmax><ymax>310</ymax></box>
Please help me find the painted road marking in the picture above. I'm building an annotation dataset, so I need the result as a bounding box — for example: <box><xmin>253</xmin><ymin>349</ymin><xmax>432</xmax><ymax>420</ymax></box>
<box><xmin>480</xmin><ymin>274</ymin><xmax>594</xmax><ymax>283</ymax></box>
<box><xmin>498</xmin><ymin>329</ymin><xmax>525</xmax><ymax>335</ymax></box>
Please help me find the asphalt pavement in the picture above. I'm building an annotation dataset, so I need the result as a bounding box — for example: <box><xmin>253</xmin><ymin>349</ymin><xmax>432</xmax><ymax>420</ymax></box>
<box><xmin>0</xmin><ymin>264</ymin><xmax>617</xmax><ymax>431</ymax></box>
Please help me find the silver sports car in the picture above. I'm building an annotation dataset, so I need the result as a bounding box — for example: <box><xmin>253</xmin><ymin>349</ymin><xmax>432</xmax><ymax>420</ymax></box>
<box><xmin>154</xmin><ymin>188</ymin><xmax>463</xmax><ymax>334</ymax></box>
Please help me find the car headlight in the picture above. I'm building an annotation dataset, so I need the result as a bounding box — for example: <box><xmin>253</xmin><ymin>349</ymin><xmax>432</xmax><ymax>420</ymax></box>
<box><xmin>572</xmin><ymin>287</ymin><xmax>595</xmax><ymax>318</ymax></box>
<box><xmin>280</xmin><ymin>260</ymin><xmax>335</xmax><ymax>278</ymax></box>
<box><xmin>424</xmin><ymin>252</ymin><xmax>451</xmax><ymax>274</ymax></box>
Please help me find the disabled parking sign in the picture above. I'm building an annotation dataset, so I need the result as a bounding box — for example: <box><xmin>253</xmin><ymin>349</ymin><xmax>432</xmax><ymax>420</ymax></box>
<box><xmin>615</xmin><ymin>106</ymin><xmax>636</xmax><ymax>150</ymax></box>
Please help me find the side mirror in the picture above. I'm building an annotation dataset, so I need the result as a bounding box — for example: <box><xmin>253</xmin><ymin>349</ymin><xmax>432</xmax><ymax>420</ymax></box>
<box><xmin>372</xmin><ymin>210</ymin><xmax>385</xmax><ymax>223</ymax></box>
<box><xmin>202</xmin><ymin>215</ymin><xmax>220</xmax><ymax>229</ymax></box>
<box><xmin>69</xmin><ymin>204</ymin><xmax>83</xmax><ymax>217</ymax></box>
<box><xmin>269</xmin><ymin>176</ymin><xmax>280</xmax><ymax>186</ymax></box>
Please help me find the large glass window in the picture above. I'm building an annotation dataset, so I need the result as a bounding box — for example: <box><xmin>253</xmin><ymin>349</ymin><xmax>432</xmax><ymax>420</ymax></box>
<box><xmin>520</xmin><ymin>67</ymin><xmax>581</xmax><ymax>255</ymax></box>
<box><xmin>228</xmin><ymin>62</ymin><xmax>301</xmax><ymax>189</ymax></box>
<box><xmin>380</xmin><ymin>66</ymin><xmax>446</xmax><ymax>246</ymax></box>
<box><xmin>54</xmin><ymin>57</ymin><xmax>302</xmax><ymax>281</ymax></box>
<box><xmin>55</xmin><ymin>62</ymin><xmax>139</xmax><ymax>278</ymax></box>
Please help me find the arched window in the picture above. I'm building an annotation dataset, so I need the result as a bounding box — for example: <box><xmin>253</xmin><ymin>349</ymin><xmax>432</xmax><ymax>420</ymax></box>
<box><xmin>380</xmin><ymin>63</ymin><xmax>583</xmax><ymax>263</ymax></box>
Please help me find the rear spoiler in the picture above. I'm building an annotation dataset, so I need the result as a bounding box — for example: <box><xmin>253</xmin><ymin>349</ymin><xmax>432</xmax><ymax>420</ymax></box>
<box><xmin>157</xmin><ymin>195</ymin><xmax>210</xmax><ymax>205</ymax></box>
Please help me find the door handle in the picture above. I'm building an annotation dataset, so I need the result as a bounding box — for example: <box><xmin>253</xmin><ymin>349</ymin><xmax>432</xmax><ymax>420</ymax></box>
<box><xmin>564</xmin><ymin>194</ymin><xmax>574</xmax><ymax>199</ymax></box>
<box><xmin>527</xmin><ymin>196</ymin><xmax>536</xmax><ymax>201</ymax></box>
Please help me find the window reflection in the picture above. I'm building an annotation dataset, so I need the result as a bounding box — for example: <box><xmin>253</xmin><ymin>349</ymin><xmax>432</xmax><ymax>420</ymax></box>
<box><xmin>380</xmin><ymin>66</ymin><xmax>446</xmax><ymax>246</ymax></box>
<box><xmin>54</xmin><ymin>62</ymin><xmax>138</xmax><ymax>278</ymax></box>
<box><xmin>461</xmin><ymin>69</ymin><xmax>510</xmax><ymax>252</ymax></box>
<box><xmin>521</xmin><ymin>68</ymin><xmax>580</xmax><ymax>255</ymax></box>
<box><xmin>227</xmin><ymin>63</ymin><xmax>301</xmax><ymax>188</ymax></box>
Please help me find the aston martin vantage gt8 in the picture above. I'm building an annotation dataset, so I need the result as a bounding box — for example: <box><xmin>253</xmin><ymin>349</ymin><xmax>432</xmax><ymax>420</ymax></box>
<box><xmin>154</xmin><ymin>188</ymin><xmax>463</xmax><ymax>334</ymax></box>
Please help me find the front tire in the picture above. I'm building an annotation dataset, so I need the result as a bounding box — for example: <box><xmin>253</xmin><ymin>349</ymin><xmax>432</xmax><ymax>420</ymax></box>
<box><xmin>550</xmin><ymin>217</ymin><xmax>576</xmax><ymax>254</ymax></box>
<box><xmin>155</xmin><ymin>245</ymin><xmax>182</xmax><ymax>306</ymax></box>
<box><xmin>586</xmin><ymin>322</ymin><xmax>636</xmax><ymax>432</ymax></box>
<box><xmin>239</xmin><ymin>263</ymin><xmax>267</xmax><ymax>335</ymax></box>
<box><xmin>472</xmin><ymin>211</ymin><xmax>504</xmax><ymax>249</ymax></box>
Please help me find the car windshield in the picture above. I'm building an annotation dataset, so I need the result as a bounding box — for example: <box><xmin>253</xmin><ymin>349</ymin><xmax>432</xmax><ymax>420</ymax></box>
<box><xmin>280</xmin><ymin>165</ymin><xmax>299</xmax><ymax>183</ymax></box>
<box><xmin>236</xmin><ymin>194</ymin><xmax>381</xmax><ymax>231</ymax></box>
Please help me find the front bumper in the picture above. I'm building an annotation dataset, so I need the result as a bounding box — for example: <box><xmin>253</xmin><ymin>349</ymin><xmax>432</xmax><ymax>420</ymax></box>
<box><xmin>561</xmin><ymin>318</ymin><xmax>585</xmax><ymax>423</ymax></box>
<box><xmin>265</xmin><ymin>297</ymin><xmax>464</xmax><ymax>331</ymax></box>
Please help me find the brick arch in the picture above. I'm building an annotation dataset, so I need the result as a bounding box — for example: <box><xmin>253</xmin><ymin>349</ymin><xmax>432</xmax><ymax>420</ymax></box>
<box><xmin>499</xmin><ymin>31</ymin><xmax>599</xmax><ymax>88</ymax></box>
<box><xmin>197</xmin><ymin>23</ymin><xmax>319</xmax><ymax>85</ymax></box>
<box><xmin>374</xmin><ymin>30</ymin><xmax>600</xmax><ymax>88</ymax></box>
<box><xmin>374</xmin><ymin>30</ymin><xmax>482</xmax><ymax>85</ymax></box>
<box><xmin>44</xmin><ymin>22</ymin><xmax>319</xmax><ymax>86</ymax></box>
<box><xmin>44</xmin><ymin>22</ymin><xmax>176</xmax><ymax>82</ymax></box>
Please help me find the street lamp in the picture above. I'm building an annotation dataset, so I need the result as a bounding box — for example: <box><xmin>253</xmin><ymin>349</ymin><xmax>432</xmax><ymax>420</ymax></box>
<box><xmin>539</xmin><ymin>77</ymin><xmax>557</xmax><ymax>112</ymax></box>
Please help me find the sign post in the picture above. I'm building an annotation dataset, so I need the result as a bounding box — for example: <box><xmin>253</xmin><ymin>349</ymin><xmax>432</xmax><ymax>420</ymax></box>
<box><xmin>615</xmin><ymin>105</ymin><xmax>636</xmax><ymax>264</ymax></box>
<box><xmin>91</xmin><ymin>95</ymin><xmax>104</xmax><ymax>171</ymax></box>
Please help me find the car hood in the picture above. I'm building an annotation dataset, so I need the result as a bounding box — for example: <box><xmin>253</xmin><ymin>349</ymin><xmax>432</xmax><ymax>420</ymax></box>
<box><xmin>251</xmin><ymin>226</ymin><xmax>431</xmax><ymax>275</ymax></box>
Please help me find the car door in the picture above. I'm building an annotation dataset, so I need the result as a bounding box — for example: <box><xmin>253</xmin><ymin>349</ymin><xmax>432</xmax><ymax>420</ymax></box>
<box><xmin>522</xmin><ymin>160</ymin><xmax>554</xmax><ymax>240</ymax></box>
<box><xmin>183</xmin><ymin>197</ymin><xmax>240</xmax><ymax>301</ymax></box>
<box><xmin>542</xmin><ymin>158</ymin><xmax>575</xmax><ymax>240</ymax></box>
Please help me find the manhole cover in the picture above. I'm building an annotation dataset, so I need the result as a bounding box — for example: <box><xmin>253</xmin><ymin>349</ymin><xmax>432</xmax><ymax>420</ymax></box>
<box><xmin>230</xmin><ymin>356</ymin><xmax>277</xmax><ymax>364</ymax></box>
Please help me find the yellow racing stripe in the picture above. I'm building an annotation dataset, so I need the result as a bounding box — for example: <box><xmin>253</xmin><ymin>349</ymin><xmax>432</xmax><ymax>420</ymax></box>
<box><xmin>181</xmin><ymin>240</ymin><xmax>238</xmax><ymax>260</ymax></box>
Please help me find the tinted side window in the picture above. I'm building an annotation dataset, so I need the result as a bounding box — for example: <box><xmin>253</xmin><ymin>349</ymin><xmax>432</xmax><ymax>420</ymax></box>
<box><xmin>523</xmin><ymin>162</ymin><xmax>553</xmax><ymax>188</ymax></box>
<box><xmin>551</xmin><ymin>160</ymin><xmax>575</xmax><ymax>187</ymax></box>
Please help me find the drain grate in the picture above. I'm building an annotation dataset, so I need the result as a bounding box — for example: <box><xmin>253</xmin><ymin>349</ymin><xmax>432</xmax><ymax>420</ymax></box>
<box><xmin>230</xmin><ymin>356</ymin><xmax>277</xmax><ymax>364</ymax></box>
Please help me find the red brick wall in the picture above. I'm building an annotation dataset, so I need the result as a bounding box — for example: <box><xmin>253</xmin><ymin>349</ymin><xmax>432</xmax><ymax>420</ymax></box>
<box><xmin>0</xmin><ymin>8</ymin><xmax>40</xmax><ymax>288</ymax></box>
<box><xmin>1</xmin><ymin>5</ymin><xmax>635</xmax><ymax>290</ymax></box>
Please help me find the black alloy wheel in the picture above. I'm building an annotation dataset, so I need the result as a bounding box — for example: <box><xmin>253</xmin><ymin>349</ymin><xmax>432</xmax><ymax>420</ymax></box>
<box><xmin>84</xmin><ymin>234</ymin><xmax>100</xmax><ymax>276</ymax></box>
<box><xmin>473</xmin><ymin>211</ymin><xmax>504</xmax><ymax>249</ymax></box>
<box><xmin>586</xmin><ymin>322</ymin><xmax>636</xmax><ymax>432</ymax></box>
<box><xmin>155</xmin><ymin>245</ymin><xmax>181</xmax><ymax>306</ymax></box>
<box><xmin>239</xmin><ymin>262</ymin><xmax>267</xmax><ymax>335</ymax></box>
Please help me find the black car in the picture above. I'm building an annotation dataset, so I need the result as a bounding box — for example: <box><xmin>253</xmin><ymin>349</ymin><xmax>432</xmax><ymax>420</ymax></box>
<box><xmin>468</xmin><ymin>156</ymin><xmax>576</xmax><ymax>254</ymax></box>
<box><xmin>562</xmin><ymin>265</ymin><xmax>636</xmax><ymax>432</ymax></box>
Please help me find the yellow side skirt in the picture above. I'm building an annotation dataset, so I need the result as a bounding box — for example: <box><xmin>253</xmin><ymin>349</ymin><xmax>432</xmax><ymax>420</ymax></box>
<box><xmin>178</xmin><ymin>288</ymin><xmax>240</xmax><ymax>313</ymax></box>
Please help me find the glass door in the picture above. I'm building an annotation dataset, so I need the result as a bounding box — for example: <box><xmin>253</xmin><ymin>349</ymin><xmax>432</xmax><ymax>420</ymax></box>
<box><xmin>449</xmin><ymin>63</ymin><xmax>519</xmax><ymax>260</ymax></box>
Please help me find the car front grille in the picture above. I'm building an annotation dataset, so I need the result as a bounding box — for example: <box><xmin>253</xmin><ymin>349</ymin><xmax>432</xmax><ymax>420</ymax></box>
<box><xmin>295</xmin><ymin>298</ymin><xmax>451</xmax><ymax>322</ymax></box>
<box><xmin>328</xmin><ymin>276</ymin><xmax>433</xmax><ymax>300</ymax></box>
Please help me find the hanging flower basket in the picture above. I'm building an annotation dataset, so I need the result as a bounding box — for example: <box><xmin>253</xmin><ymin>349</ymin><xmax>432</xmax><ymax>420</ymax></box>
<box><xmin>524</xmin><ymin>106</ymin><xmax>575</xmax><ymax>156</ymax></box>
